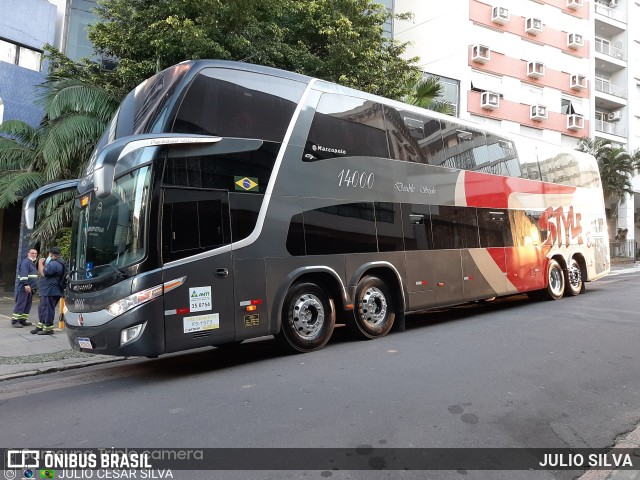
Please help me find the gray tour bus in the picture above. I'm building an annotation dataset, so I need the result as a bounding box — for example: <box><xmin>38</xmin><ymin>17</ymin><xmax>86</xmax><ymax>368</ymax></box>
<box><xmin>24</xmin><ymin>60</ymin><xmax>610</xmax><ymax>358</ymax></box>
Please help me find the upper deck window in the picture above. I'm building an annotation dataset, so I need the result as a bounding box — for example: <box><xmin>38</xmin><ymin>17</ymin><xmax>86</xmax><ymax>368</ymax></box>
<box><xmin>305</xmin><ymin>93</ymin><xmax>389</xmax><ymax>161</ymax></box>
<box><xmin>172</xmin><ymin>68</ymin><xmax>306</xmax><ymax>143</ymax></box>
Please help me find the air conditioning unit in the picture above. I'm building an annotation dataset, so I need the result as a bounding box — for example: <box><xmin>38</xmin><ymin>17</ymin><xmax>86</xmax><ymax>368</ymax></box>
<box><xmin>481</xmin><ymin>91</ymin><xmax>500</xmax><ymax>110</ymax></box>
<box><xmin>567</xmin><ymin>114</ymin><xmax>584</xmax><ymax>130</ymax></box>
<box><xmin>525</xmin><ymin>17</ymin><xmax>543</xmax><ymax>35</ymax></box>
<box><xmin>570</xmin><ymin>73</ymin><xmax>587</xmax><ymax>90</ymax></box>
<box><xmin>608</xmin><ymin>111</ymin><xmax>622</xmax><ymax>121</ymax></box>
<box><xmin>471</xmin><ymin>44</ymin><xmax>490</xmax><ymax>63</ymax></box>
<box><xmin>530</xmin><ymin>104</ymin><xmax>548</xmax><ymax>120</ymax></box>
<box><xmin>527</xmin><ymin>61</ymin><xmax>545</xmax><ymax>79</ymax></box>
<box><xmin>567</xmin><ymin>0</ymin><xmax>583</xmax><ymax>9</ymax></box>
<box><xmin>491</xmin><ymin>6</ymin><xmax>510</xmax><ymax>25</ymax></box>
<box><xmin>609</xmin><ymin>0</ymin><xmax>618</xmax><ymax>7</ymax></box>
<box><xmin>567</xmin><ymin>33</ymin><xmax>584</xmax><ymax>49</ymax></box>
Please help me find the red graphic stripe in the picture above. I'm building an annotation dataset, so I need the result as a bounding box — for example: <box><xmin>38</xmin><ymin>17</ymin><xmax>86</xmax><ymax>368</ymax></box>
<box><xmin>463</xmin><ymin>172</ymin><xmax>576</xmax><ymax>209</ymax></box>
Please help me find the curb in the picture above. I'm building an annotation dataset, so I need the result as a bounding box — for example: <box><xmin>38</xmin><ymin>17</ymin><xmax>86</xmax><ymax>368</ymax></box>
<box><xmin>0</xmin><ymin>356</ymin><xmax>126</xmax><ymax>382</ymax></box>
<box><xmin>577</xmin><ymin>423</ymin><xmax>640</xmax><ymax>480</ymax></box>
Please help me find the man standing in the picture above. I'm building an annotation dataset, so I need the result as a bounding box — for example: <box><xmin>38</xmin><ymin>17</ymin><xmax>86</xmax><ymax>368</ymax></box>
<box><xmin>31</xmin><ymin>247</ymin><xmax>66</xmax><ymax>336</ymax></box>
<box><xmin>11</xmin><ymin>248</ymin><xmax>39</xmax><ymax>328</ymax></box>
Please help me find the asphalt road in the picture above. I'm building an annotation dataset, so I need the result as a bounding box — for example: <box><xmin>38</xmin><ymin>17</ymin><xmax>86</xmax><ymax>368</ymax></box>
<box><xmin>1</xmin><ymin>270</ymin><xmax>640</xmax><ymax>480</ymax></box>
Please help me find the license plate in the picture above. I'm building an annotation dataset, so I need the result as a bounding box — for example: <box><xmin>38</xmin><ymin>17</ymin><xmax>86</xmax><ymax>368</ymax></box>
<box><xmin>78</xmin><ymin>337</ymin><xmax>93</xmax><ymax>349</ymax></box>
<box><xmin>183</xmin><ymin>313</ymin><xmax>220</xmax><ymax>333</ymax></box>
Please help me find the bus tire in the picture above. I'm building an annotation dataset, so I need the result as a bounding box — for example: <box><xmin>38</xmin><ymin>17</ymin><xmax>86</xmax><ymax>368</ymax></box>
<box><xmin>565</xmin><ymin>257</ymin><xmax>584</xmax><ymax>296</ymax></box>
<box><xmin>276</xmin><ymin>282</ymin><xmax>335</xmax><ymax>353</ymax></box>
<box><xmin>544</xmin><ymin>259</ymin><xmax>565</xmax><ymax>300</ymax></box>
<box><xmin>348</xmin><ymin>276</ymin><xmax>395</xmax><ymax>339</ymax></box>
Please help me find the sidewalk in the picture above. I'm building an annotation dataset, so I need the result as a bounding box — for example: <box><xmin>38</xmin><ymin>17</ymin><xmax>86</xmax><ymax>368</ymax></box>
<box><xmin>0</xmin><ymin>295</ymin><xmax>122</xmax><ymax>381</ymax></box>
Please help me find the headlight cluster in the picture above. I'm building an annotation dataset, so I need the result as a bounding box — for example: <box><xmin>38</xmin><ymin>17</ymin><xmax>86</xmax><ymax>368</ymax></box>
<box><xmin>106</xmin><ymin>285</ymin><xmax>163</xmax><ymax>316</ymax></box>
<box><xmin>121</xmin><ymin>323</ymin><xmax>146</xmax><ymax>346</ymax></box>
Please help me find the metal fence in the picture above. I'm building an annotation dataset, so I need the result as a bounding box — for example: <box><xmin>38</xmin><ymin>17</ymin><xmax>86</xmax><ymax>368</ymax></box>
<box><xmin>609</xmin><ymin>240</ymin><xmax>637</xmax><ymax>260</ymax></box>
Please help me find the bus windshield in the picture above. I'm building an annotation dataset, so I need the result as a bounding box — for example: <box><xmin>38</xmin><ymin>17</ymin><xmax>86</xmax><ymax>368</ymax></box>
<box><xmin>71</xmin><ymin>166</ymin><xmax>152</xmax><ymax>279</ymax></box>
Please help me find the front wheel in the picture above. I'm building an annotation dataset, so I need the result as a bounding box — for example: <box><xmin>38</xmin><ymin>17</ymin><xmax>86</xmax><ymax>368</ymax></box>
<box><xmin>347</xmin><ymin>276</ymin><xmax>395</xmax><ymax>339</ymax></box>
<box><xmin>276</xmin><ymin>282</ymin><xmax>335</xmax><ymax>353</ymax></box>
<box><xmin>564</xmin><ymin>258</ymin><xmax>584</xmax><ymax>296</ymax></box>
<box><xmin>544</xmin><ymin>259</ymin><xmax>565</xmax><ymax>300</ymax></box>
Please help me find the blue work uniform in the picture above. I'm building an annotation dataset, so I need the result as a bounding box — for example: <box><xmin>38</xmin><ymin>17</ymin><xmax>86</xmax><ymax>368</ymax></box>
<box><xmin>36</xmin><ymin>259</ymin><xmax>66</xmax><ymax>333</ymax></box>
<box><xmin>12</xmin><ymin>257</ymin><xmax>38</xmax><ymax>326</ymax></box>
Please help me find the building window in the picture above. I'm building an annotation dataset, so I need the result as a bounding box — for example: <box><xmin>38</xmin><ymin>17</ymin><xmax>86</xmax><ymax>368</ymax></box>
<box><xmin>0</xmin><ymin>97</ymin><xmax>4</xmax><ymax>125</ymax></box>
<box><xmin>561</xmin><ymin>97</ymin><xmax>583</xmax><ymax>116</ymax></box>
<box><xmin>0</xmin><ymin>38</ymin><xmax>42</xmax><ymax>72</ymax></box>
<box><xmin>423</xmin><ymin>73</ymin><xmax>460</xmax><ymax>117</ymax></box>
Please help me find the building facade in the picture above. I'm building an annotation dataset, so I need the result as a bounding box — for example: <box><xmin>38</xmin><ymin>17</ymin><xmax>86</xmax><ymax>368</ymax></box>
<box><xmin>0</xmin><ymin>0</ymin><xmax>99</xmax><ymax>292</ymax></box>
<box><xmin>394</xmin><ymin>0</ymin><xmax>640</xmax><ymax>256</ymax></box>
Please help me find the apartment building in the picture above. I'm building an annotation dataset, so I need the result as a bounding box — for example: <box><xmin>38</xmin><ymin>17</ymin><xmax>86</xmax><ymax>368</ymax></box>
<box><xmin>394</xmin><ymin>0</ymin><xmax>640</xmax><ymax>251</ymax></box>
<box><xmin>0</xmin><ymin>0</ymin><xmax>99</xmax><ymax>291</ymax></box>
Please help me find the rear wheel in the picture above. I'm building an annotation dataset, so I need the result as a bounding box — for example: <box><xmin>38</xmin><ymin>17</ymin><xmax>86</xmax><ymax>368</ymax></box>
<box><xmin>544</xmin><ymin>259</ymin><xmax>565</xmax><ymax>300</ymax></box>
<box><xmin>347</xmin><ymin>276</ymin><xmax>395</xmax><ymax>339</ymax></box>
<box><xmin>276</xmin><ymin>282</ymin><xmax>335</xmax><ymax>353</ymax></box>
<box><xmin>565</xmin><ymin>258</ymin><xmax>583</xmax><ymax>296</ymax></box>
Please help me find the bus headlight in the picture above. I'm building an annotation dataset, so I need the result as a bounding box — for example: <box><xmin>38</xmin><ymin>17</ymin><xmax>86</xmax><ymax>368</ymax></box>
<box><xmin>106</xmin><ymin>285</ymin><xmax>163</xmax><ymax>316</ymax></box>
<box><xmin>121</xmin><ymin>322</ymin><xmax>146</xmax><ymax>346</ymax></box>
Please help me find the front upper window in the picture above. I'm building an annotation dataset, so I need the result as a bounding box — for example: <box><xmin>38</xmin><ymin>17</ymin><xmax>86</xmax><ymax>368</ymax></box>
<box><xmin>171</xmin><ymin>68</ymin><xmax>306</xmax><ymax>143</ymax></box>
<box><xmin>71</xmin><ymin>166</ymin><xmax>152</xmax><ymax>279</ymax></box>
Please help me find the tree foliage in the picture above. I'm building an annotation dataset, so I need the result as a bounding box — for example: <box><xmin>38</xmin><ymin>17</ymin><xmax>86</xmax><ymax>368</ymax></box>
<box><xmin>402</xmin><ymin>76</ymin><xmax>454</xmax><ymax>115</ymax></box>
<box><xmin>86</xmin><ymin>0</ymin><xmax>422</xmax><ymax>99</ymax></box>
<box><xmin>576</xmin><ymin>137</ymin><xmax>639</xmax><ymax>206</ymax></box>
<box><xmin>0</xmin><ymin>75</ymin><xmax>119</xmax><ymax>244</ymax></box>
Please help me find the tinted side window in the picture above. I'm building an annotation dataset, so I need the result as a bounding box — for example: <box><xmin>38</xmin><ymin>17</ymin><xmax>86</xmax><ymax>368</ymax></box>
<box><xmin>162</xmin><ymin>188</ymin><xmax>231</xmax><ymax>262</ymax></box>
<box><xmin>486</xmin><ymin>134</ymin><xmax>520</xmax><ymax>177</ymax></box>
<box><xmin>537</xmin><ymin>147</ymin><xmax>583</xmax><ymax>187</ymax></box>
<box><xmin>375</xmin><ymin>202</ymin><xmax>405</xmax><ymax>252</ymax></box>
<box><xmin>305</xmin><ymin>94</ymin><xmax>389</xmax><ymax>161</ymax></box>
<box><xmin>478</xmin><ymin>208</ymin><xmax>513</xmax><ymax>247</ymax></box>
<box><xmin>287</xmin><ymin>201</ymin><xmax>378</xmax><ymax>255</ymax></box>
<box><xmin>229</xmin><ymin>192</ymin><xmax>263</xmax><ymax>243</ymax></box>
<box><xmin>172</xmin><ymin>68</ymin><xmax>305</xmax><ymax>142</ymax></box>
<box><xmin>304</xmin><ymin>202</ymin><xmax>378</xmax><ymax>254</ymax></box>
<box><xmin>509</xmin><ymin>210</ymin><xmax>543</xmax><ymax>247</ymax></box>
<box><xmin>402</xmin><ymin>204</ymin><xmax>433</xmax><ymax>251</ymax></box>
<box><xmin>430</xmin><ymin>205</ymin><xmax>479</xmax><ymax>249</ymax></box>
<box><xmin>162</xmin><ymin>144</ymin><xmax>278</xmax><ymax>193</ymax></box>
<box><xmin>442</xmin><ymin>125</ymin><xmax>488</xmax><ymax>171</ymax></box>
<box><xmin>383</xmin><ymin>107</ymin><xmax>424</xmax><ymax>163</ymax></box>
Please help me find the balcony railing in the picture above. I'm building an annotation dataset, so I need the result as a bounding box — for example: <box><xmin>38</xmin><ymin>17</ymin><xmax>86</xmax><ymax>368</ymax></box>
<box><xmin>595</xmin><ymin>119</ymin><xmax>626</xmax><ymax>136</ymax></box>
<box><xmin>594</xmin><ymin>78</ymin><xmax>627</xmax><ymax>98</ymax></box>
<box><xmin>595</xmin><ymin>2</ymin><xmax>626</xmax><ymax>22</ymax></box>
<box><xmin>595</xmin><ymin>40</ymin><xmax>626</xmax><ymax>60</ymax></box>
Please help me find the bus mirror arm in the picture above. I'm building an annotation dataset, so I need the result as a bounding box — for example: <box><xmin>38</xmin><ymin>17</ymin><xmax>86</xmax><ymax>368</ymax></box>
<box><xmin>23</xmin><ymin>179</ymin><xmax>80</xmax><ymax>230</ymax></box>
<box><xmin>93</xmin><ymin>134</ymin><xmax>226</xmax><ymax>199</ymax></box>
<box><xmin>94</xmin><ymin>141</ymin><xmax>127</xmax><ymax>199</ymax></box>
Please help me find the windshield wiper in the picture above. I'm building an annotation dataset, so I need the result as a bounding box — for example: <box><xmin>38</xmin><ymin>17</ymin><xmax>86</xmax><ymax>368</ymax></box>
<box><xmin>90</xmin><ymin>263</ymin><xmax>127</xmax><ymax>279</ymax></box>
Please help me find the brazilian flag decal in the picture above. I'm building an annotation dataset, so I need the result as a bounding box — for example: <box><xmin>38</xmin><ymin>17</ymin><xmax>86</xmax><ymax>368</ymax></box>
<box><xmin>234</xmin><ymin>176</ymin><xmax>259</xmax><ymax>192</ymax></box>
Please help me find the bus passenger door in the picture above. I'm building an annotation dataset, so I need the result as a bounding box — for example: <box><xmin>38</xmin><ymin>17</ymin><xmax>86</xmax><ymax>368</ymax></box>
<box><xmin>161</xmin><ymin>188</ymin><xmax>237</xmax><ymax>353</ymax></box>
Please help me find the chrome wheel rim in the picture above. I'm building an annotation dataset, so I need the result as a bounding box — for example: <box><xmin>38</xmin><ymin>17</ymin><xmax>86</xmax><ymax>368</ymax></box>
<box><xmin>361</xmin><ymin>287</ymin><xmax>388</xmax><ymax>327</ymax></box>
<box><xmin>291</xmin><ymin>293</ymin><xmax>324</xmax><ymax>340</ymax></box>
<box><xmin>569</xmin><ymin>262</ymin><xmax>582</xmax><ymax>290</ymax></box>
<box><xmin>549</xmin><ymin>266</ymin><xmax>564</xmax><ymax>296</ymax></box>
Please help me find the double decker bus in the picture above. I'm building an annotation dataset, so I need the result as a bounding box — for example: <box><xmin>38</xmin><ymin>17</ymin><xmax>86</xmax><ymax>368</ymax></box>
<box><xmin>25</xmin><ymin>60</ymin><xmax>610</xmax><ymax>357</ymax></box>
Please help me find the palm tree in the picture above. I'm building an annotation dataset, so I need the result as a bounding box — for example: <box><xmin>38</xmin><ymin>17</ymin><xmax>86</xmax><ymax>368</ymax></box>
<box><xmin>576</xmin><ymin>137</ymin><xmax>636</xmax><ymax>204</ymax></box>
<box><xmin>0</xmin><ymin>120</ymin><xmax>46</xmax><ymax>208</ymax></box>
<box><xmin>0</xmin><ymin>75</ymin><xmax>119</xmax><ymax>244</ymax></box>
<box><xmin>402</xmin><ymin>76</ymin><xmax>455</xmax><ymax>115</ymax></box>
